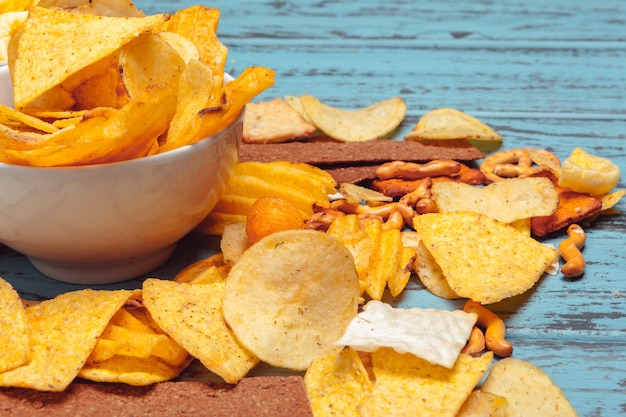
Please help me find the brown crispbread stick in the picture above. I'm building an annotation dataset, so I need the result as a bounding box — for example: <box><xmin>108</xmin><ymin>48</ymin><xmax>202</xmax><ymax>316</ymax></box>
<box><xmin>238</xmin><ymin>139</ymin><xmax>484</xmax><ymax>165</ymax></box>
<box><xmin>0</xmin><ymin>376</ymin><xmax>313</xmax><ymax>417</ymax></box>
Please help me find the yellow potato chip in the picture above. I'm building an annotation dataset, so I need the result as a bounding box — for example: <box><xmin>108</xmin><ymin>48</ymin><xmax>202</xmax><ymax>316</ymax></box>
<box><xmin>481</xmin><ymin>357</ymin><xmax>578</xmax><ymax>417</ymax></box>
<box><xmin>9</xmin><ymin>6</ymin><xmax>168</xmax><ymax>108</ymax></box>
<box><xmin>0</xmin><ymin>11</ymin><xmax>27</xmax><ymax>62</ymax></box>
<box><xmin>413</xmin><ymin>212</ymin><xmax>558</xmax><ymax>304</ymax></box>
<box><xmin>358</xmin><ymin>350</ymin><xmax>493</xmax><ymax>417</ymax></box>
<box><xmin>284</xmin><ymin>94</ymin><xmax>315</xmax><ymax>124</ymax></box>
<box><xmin>404</xmin><ymin>107</ymin><xmax>502</xmax><ymax>152</ymax></box>
<box><xmin>142</xmin><ymin>279</ymin><xmax>259</xmax><ymax>384</ymax></box>
<box><xmin>173</xmin><ymin>253</ymin><xmax>231</xmax><ymax>283</ymax></box>
<box><xmin>220</xmin><ymin>222</ymin><xmax>250</xmax><ymax>265</ymax></box>
<box><xmin>457</xmin><ymin>390</ymin><xmax>508</xmax><ymax>417</ymax></box>
<box><xmin>300</xmin><ymin>95</ymin><xmax>406</xmax><ymax>142</ymax></box>
<box><xmin>157</xmin><ymin>31</ymin><xmax>201</xmax><ymax>63</ymax></box>
<box><xmin>0</xmin><ymin>104</ymin><xmax>58</xmax><ymax>133</ymax></box>
<box><xmin>0</xmin><ymin>288</ymin><xmax>133</xmax><ymax>391</ymax></box>
<box><xmin>79</xmin><ymin>302</ymin><xmax>192</xmax><ymax>386</ymax></box>
<box><xmin>36</xmin><ymin>0</ymin><xmax>145</xmax><ymax>17</ymax></box>
<box><xmin>222</xmin><ymin>229</ymin><xmax>360</xmax><ymax>371</ymax></box>
<box><xmin>431</xmin><ymin>177</ymin><xmax>559</xmax><ymax>224</ymax></box>
<box><xmin>243</xmin><ymin>98</ymin><xmax>317</xmax><ymax>144</ymax></box>
<box><xmin>0</xmin><ymin>278</ymin><xmax>29</xmax><ymax>373</ymax></box>
<box><xmin>304</xmin><ymin>347</ymin><xmax>374</xmax><ymax>417</ymax></box>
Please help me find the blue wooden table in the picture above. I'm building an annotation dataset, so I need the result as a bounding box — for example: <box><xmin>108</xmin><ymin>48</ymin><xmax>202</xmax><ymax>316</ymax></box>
<box><xmin>2</xmin><ymin>1</ymin><xmax>625</xmax><ymax>415</ymax></box>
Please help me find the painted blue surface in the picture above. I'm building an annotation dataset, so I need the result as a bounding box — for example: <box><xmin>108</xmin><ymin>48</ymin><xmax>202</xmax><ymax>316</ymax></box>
<box><xmin>1</xmin><ymin>1</ymin><xmax>625</xmax><ymax>415</ymax></box>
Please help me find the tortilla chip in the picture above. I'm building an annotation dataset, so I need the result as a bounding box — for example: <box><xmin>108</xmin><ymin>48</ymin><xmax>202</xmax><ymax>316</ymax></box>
<box><xmin>358</xmin><ymin>350</ymin><xmax>493</xmax><ymax>416</ymax></box>
<box><xmin>0</xmin><ymin>278</ymin><xmax>30</xmax><ymax>373</ymax></box>
<box><xmin>10</xmin><ymin>6</ymin><xmax>168</xmax><ymax>108</ymax></box>
<box><xmin>142</xmin><ymin>279</ymin><xmax>259</xmax><ymax>384</ymax></box>
<box><xmin>0</xmin><ymin>289</ymin><xmax>134</xmax><ymax>391</ymax></box>
<box><xmin>413</xmin><ymin>212</ymin><xmax>558</xmax><ymax>304</ymax></box>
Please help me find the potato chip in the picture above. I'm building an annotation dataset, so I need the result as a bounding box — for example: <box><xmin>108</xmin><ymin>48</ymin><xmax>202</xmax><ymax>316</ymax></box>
<box><xmin>79</xmin><ymin>302</ymin><xmax>192</xmax><ymax>386</ymax></box>
<box><xmin>413</xmin><ymin>212</ymin><xmax>558</xmax><ymax>304</ymax></box>
<box><xmin>9</xmin><ymin>6</ymin><xmax>168</xmax><ymax>108</ymax></box>
<box><xmin>158</xmin><ymin>31</ymin><xmax>201</xmax><ymax>63</ymax></box>
<box><xmin>0</xmin><ymin>103</ymin><xmax>58</xmax><ymax>133</ymax></box>
<box><xmin>405</xmin><ymin>107</ymin><xmax>502</xmax><ymax>152</ymax></box>
<box><xmin>0</xmin><ymin>11</ymin><xmax>27</xmax><ymax>61</ymax></box>
<box><xmin>222</xmin><ymin>229</ymin><xmax>360</xmax><ymax>371</ymax></box>
<box><xmin>457</xmin><ymin>390</ymin><xmax>508</xmax><ymax>417</ymax></box>
<box><xmin>304</xmin><ymin>347</ymin><xmax>374</xmax><ymax>417</ymax></box>
<box><xmin>242</xmin><ymin>98</ymin><xmax>317</xmax><ymax>143</ymax></box>
<box><xmin>197</xmin><ymin>161</ymin><xmax>336</xmax><ymax>235</ymax></box>
<box><xmin>0</xmin><ymin>288</ymin><xmax>133</xmax><ymax>391</ymax></box>
<box><xmin>481</xmin><ymin>357</ymin><xmax>578</xmax><ymax>417</ymax></box>
<box><xmin>335</xmin><ymin>301</ymin><xmax>477</xmax><ymax>368</ymax></box>
<box><xmin>327</xmin><ymin>214</ymin><xmax>416</xmax><ymax>300</ymax></box>
<box><xmin>339</xmin><ymin>182</ymin><xmax>393</xmax><ymax>205</ymax></box>
<box><xmin>358</xmin><ymin>350</ymin><xmax>493</xmax><ymax>417</ymax></box>
<box><xmin>299</xmin><ymin>95</ymin><xmax>406</xmax><ymax>142</ymax></box>
<box><xmin>219</xmin><ymin>222</ymin><xmax>250</xmax><ymax>265</ymax></box>
<box><xmin>431</xmin><ymin>177</ymin><xmax>559</xmax><ymax>224</ymax></box>
<box><xmin>284</xmin><ymin>94</ymin><xmax>315</xmax><ymax>124</ymax></box>
<box><xmin>36</xmin><ymin>0</ymin><xmax>145</xmax><ymax>17</ymax></box>
<box><xmin>173</xmin><ymin>253</ymin><xmax>230</xmax><ymax>283</ymax></box>
<box><xmin>0</xmin><ymin>277</ymin><xmax>29</xmax><ymax>373</ymax></box>
<box><xmin>143</xmin><ymin>278</ymin><xmax>259</xmax><ymax>384</ymax></box>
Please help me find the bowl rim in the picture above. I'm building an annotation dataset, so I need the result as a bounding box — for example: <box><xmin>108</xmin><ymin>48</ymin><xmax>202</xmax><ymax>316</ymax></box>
<box><xmin>0</xmin><ymin>65</ymin><xmax>241</xmax><ymax>172</ymax></box>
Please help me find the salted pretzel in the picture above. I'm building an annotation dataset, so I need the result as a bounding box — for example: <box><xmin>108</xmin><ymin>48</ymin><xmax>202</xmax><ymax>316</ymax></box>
<box><xmin>480</xmin><ymin>148</ymin><xmax>560</xmax><ymax>183</ymax></box>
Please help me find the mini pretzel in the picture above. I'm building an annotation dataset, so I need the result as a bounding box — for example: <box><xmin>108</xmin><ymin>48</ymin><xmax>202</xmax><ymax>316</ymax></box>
<box><xmin>480</xmin><ymin>148</ymin><xmax>560</xmax><ymax>182</ymax></box>
<box><xmin>558</xmin><ymin>224</ymin><xmax>586</xmax><ymax>278</ymax></box>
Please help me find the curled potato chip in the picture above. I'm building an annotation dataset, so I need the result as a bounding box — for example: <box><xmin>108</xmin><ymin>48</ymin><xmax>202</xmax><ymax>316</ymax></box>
<box><xmin>299</xmin><ymin>95</ymin><xmax>406</xmax><ymax>142</ymax></box>
<box><xmin>431</xmin><ymin>177</ymin><xmax>559</xmax><ymax>224</ymax></box>
<box><xmin>481</xmin><ymin>357</ymin><xmax>577</xmax><ymax>417</ymax></box>
<box><xmin>223</xmin><ymin>229</ymin><xmax>360</xmax><ymax>371</ymax></box>
<box><xmin>405</xmin><ymin>107</ymin><xmax>502</xmax><ymax>152</ymax></box>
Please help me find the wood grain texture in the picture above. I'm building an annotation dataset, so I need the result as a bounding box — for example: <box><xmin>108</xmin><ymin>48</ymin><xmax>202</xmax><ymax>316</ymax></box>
<box><xmin>2</xmin><ymin>0</ymin><xmax>625</xmax><ymax>415</ymax></box>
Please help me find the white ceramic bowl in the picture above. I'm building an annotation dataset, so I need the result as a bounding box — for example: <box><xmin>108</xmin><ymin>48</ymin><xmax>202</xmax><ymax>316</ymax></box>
<box><xmin>0</xmin><ymin>65</ymin><xmax>240</xmax><ymax>284</ymax></box>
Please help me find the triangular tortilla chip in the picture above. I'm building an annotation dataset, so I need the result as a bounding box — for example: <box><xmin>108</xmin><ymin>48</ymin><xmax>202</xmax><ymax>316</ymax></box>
<box><xmin>405</xmin><ymin>108</ymin><xmax>502</xmax><ymax>151</ymax></box>
<box><xmin>413</xmin><ymin>211</ymin><xmax>558</xmax><ymax>304</ymax></box>
<box><xmin>9</xmin><ymin>6</ymin><xmax>168</xmax><ymax>108</ymax></box>
<box><xmin>0</xmin><ymin>289</ymin><xmax>134</xmax><ymax>391</ymax></box>
<box><xmin>0</xmin><ymin>278</ymin><xmax>30</xmax><ymax>373</ymax></box>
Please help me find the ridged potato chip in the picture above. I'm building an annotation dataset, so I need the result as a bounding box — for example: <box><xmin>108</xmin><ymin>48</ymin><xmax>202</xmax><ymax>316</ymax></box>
<box><xmin>413</xmin><ymin>212</ymin><xmax>558</xmax><ymax>304</ymax></box>
<box><xmin>299</xmin><ymin>95</ymin><xmax>406</xmax><ymax>142</ymax></box>
<box><xmin>222</xmin><ymin>229</ymin><xmax>360</xmax><ymax>371</ymax></box>
<box><xmin>481</xmin><ymin>357</ymin><xmax>577</xmax><ymax>417</ymax></box>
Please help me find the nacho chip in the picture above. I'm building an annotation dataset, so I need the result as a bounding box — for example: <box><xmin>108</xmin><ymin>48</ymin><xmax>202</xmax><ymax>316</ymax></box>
<box><xmin>304</xmin><ymin>347</ymin><xmax>374</xmax><ymax>417</ymax></box>
<box><xmin>431</xmin><ymin>177</ymin><xmax>559</xmax><ymax>224</ymax></box>
<box><xmin>413</xmin><ymin>212</ymin><xmax>558</xmax><ymax>304</ymax></box>
<box><xmin>9</xmin><ymin>7</ymin><xmax>168</xmax><ymax>108</ymax></box>
<box><xmin>222</xmin><ymin>229</ymin><xmax>360</xmax><ymax>371</ymax></box>
<box><xmin>299</xmin><ymin>95</ymin><xmax>406</xmax><ymax>142</ymax></box>
<box><xmin>358</xmin><ymin>350</ymin><xmax>493</xmax><ymax>417</ymax></box>
<box><xmin>415</xmin><ymin>240</ymin><xmax>461</xmax><ymax>299</ymax></box>
<box><xmin>243</xmin><ymin>97</ymin><xmax>317</xmax><ymax>143</ymax></box>
<box><xmin>0</xmin><ymin>289</ymin><xmax>133</xmax><ymax>391</ymax></box>
<box><xmin>405</xmin><ymin>107</ymin><xmax>502</xmax><ymax>152</ymax></box>
<box><xmin>0</xmin><ymin>278</ymin><xmax>29</xmax><ymax>373</ymax></box>
<box><xmin>143</xmin><ymin>279</ymin><xmax>259</xmax><ymax>384</ymax></box>
<box><xmin>481</xmin><ymin>357</ymin><xmax>577</xmax><ymax>417</ymax></box>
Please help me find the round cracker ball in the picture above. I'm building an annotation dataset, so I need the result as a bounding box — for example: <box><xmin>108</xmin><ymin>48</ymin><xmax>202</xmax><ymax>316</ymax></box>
<box><xmin>246</xmin><ymin>196</ymin><xmax>305</xmax><ymax>244</ymax></box>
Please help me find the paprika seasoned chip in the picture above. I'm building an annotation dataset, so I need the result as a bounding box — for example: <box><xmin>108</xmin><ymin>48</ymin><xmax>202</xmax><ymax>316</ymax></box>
<box><xmin>0</xmin><ymin>288</ymin><xmax>134</xmax><ymax>392</ymax></box>
<box><xmin>0</xmin><ymin>277</ymin><xmax>29</xmax><ymax>373</ymax></box>
<box><xmin>481</xmin><ymin>357</ymin><xmax>577</xmax><ymax>417</ymax></box>
<box><xmin>222</xmin><ymin>229</ymin><xmax>360</xmax><ymax>371</ymax></box>
<box><xmin>413</xmin><ymin>212</ymin><xmax>558</xmax><ymax>304</ymax></box>
<box><xmin>358</xmin><ymin>349</ymin><xmax>493</xmax><ymax>417</ymax></box>
<box><xmin>142</xmin><ymin>279</ymin><xmax>259</xmax><ymax>384</ymax></box>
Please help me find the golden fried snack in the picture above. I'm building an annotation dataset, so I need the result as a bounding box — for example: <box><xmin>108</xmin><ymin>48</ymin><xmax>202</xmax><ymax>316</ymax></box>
<box><xmin>463</xmin><ymin>300</ymin><xmax>512</xmax><ymax>358</ymax></box>
<box><xmin>246</xmin><ymin>196</ymin><xmax>305</xmax><ymax>244</ymax></box>
<box><xmin>480</xmin><ymin>148</ymin><xmax>560</xmax><ymax>183</ymax></box>
<box><xmin>558</xmin><ymin>224</ymin><xmax>586</xmax><ymax>278</ymax></box>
